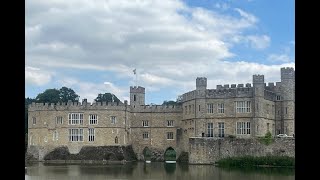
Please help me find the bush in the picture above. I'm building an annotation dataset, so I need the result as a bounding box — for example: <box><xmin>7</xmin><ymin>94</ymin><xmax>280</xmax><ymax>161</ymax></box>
<box><xmin>258</xmin><ymin>131</ymin><xmax>274</xmax><ymax>145</ymax></box>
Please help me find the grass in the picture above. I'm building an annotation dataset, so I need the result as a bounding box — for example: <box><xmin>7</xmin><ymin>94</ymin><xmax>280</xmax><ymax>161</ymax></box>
<box><xmin>217</xmin><ymin>156</ymin><xmax>295</xmax><ymax>168</ymax></box>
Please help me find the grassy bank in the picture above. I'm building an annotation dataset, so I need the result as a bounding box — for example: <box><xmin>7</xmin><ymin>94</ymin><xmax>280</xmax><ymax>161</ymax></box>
<box><xmin>217</xmin><ymin>156</ymin><xmax>294</xmax><ymax>168</ymax></box>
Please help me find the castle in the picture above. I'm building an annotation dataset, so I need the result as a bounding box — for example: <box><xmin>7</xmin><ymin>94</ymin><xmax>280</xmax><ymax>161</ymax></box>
<box><xmin>27</xmin><ymin>67</ymin><xmax>295</xmax><ymax>161</ymax></box>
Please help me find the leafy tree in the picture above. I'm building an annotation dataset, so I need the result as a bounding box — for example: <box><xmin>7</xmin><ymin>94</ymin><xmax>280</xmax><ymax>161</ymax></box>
<box><xmin>162</xmin><ymin>100</ymin><xmax>179</xmax><ymax>106</ymax></box>
<box><xmin>95</xmin><ymin>93</ymin><xmax>121</xmax><ymax>103</ymax></box>
<box><xmin>35</xmin><ymin>89</ymin><xmax>61</xmax><ymax>103</ymax></box>
<box><xmin>59</xmin><ymin>87</ymin><xmax>79</xmax><ymax>102</ymax></box>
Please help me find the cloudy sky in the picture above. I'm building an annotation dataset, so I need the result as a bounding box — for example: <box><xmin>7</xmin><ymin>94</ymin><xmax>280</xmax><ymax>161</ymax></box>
<box><xmin>25</xmin><ymin>0</ymin><xmax>295</xmax><ymax>104</ymax></box>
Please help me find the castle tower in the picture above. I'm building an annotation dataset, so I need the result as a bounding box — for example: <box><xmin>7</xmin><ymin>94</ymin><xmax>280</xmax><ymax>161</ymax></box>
<box><xmin>130</xmin><ymin>86</ymin><xmax>145</xmax><ymax>107</ymax></box>
<box><xmin>252</xmin><ymin>74</ymin><xmax>265</xmax><ymax>136</ymax></box>
<box><xmin>280</xmin><ymin>67</ymin><xmax>295</xmax><ymax>135</ymax></box>
<box><xmin>196</xmin><ymin>77</ymin><xmax>207</xmax><ymax>91</ymax></box>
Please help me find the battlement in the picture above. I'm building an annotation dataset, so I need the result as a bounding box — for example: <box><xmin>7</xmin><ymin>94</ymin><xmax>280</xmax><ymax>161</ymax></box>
<box><xmin>206</xmin><ymin>85</ymin><xmax>253</xmax><ymax>98</ymax></box>
<box><xmin>253</xmin><ymin>75</ymin><xmax>264</xmax><ymax>84</ymax></box>
<box><xmin>130</xmin><ymin>86</ymin><xmax>145</xmax><ymax>93</ymax></box>
<box><xmin>216</xmin><ymin>83</ymin><xmax>251</xmax><ymax>89</ymax></box>
<box><xmin>29</xmin><ymin>100</ymin><xmax>126</xmax><ymax>111</ymax></box>
<box><xmin>281</xmin><ymin>67</ymin><xmax>295</xmax><ymax>79</ymax></box>
<box><xmin>196</xmin><ymin>77</ymin><xmax>207</xmax><ymax>90</ymax></box>
<box><xmin>131</xmin><ymin>104</ymin><xmax>182</xmax><ymax>113</ymax></box>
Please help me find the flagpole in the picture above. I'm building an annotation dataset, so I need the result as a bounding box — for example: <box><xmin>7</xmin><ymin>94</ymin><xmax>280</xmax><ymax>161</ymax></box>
<box><xmin>135</xmin><ymin>70</ymin><xmax>138</xmax><ymax>87</ymax></box>
<box><xmin>133</xmin><ymin>68</ymin><xmax>137</xmax><ymax>87</ymax></box>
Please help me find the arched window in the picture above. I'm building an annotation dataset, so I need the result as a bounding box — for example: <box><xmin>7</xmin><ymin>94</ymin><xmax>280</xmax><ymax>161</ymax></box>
<box><xmin>134</xmin><ymin>95</ymin><xmax>136</xmax><ymax>101</ymax></box>
<box><xmin>115</xmin><ymin>136</ymin><xmax>118</xmax><ymax>144</ymax></box>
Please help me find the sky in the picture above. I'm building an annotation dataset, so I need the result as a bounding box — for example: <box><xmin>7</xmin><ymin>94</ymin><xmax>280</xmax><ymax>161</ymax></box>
<box><xmin>25</xmin><ymin>0</ymin><xmax>295</xmax><ymax>105</ymax></box>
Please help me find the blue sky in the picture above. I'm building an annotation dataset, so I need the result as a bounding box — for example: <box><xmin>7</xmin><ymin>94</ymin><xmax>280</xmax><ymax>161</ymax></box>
<box><xmin>25</xmin><ymin>0</ymin><xmax>295</xmax><ymax>104</ymax></box>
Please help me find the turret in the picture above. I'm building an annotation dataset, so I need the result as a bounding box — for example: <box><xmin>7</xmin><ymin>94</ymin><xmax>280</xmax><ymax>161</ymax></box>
<box><xmin>130</xmin><ymin>86</ymin><xmax>145</xmax><ymax>107</ymax></box>
<box><xmin>196</xmin><ymin>77</ymin><xmax>207</xmax><ymax>91</ymax></box>
<box><xmin>253</xmin><ymin>75</ymin><xmax>265</xmax><ymax>97</ymax></box>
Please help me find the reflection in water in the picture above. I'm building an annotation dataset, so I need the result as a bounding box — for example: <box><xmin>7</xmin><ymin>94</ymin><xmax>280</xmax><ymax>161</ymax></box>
<box><xmin>25</xmin><ymin>162</ymin><xmax>294</xmax><ymax>180</ymax></box>
<box><xmin>164</xmin><ymin>163</ymin><xmax>176</xmax><ymax>174</ymax></box>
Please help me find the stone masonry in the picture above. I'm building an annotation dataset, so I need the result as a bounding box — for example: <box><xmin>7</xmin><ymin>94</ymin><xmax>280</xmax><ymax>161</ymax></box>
<box><xmin>27</xmin><ymin>67</ymin><xmax>295</xmax><ymax>162</ymax></box>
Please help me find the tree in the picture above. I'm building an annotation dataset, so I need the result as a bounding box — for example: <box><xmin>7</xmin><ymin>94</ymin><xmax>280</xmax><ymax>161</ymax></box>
<box><xmin>59</xmin><ymin>87</ymin><xmax>79</xmax><ymax>102</ymax></box>
<box><xmin>95</xmin><ymin>93</ymin><xmax>121</xmax><ymax>103</ymax></box>
<box><xmin>162</xmin><ymin>100</ymin><xmax>178</xmax><ymax>106</ymax></box>
<box><xmin>35</xmin><ymin>87</ymin><xmax>79</xmax><ymax>103</ymax></box>
<box><xmin>36</xmin><ymin>89</ymin><xmax>60</xmax><ymax>103</ymax></box>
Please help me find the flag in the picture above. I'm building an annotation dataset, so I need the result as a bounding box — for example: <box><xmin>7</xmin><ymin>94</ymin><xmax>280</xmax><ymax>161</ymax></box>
<box><xmin>133</xmin><ymin>69</ymin><xmax>136</xmax><ymax>75</ymax></box>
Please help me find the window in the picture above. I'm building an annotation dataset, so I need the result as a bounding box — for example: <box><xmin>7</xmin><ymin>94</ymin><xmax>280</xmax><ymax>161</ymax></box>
<box><xmin>53</xmin><ymin>130</ymin><xmax>58</xmax><ymax>141</ymax></box>
<box><xmin>272</xmin><ymin>105</ymin><xmax>275</xmax><ymax>114</ymax></box>
<box><xmin>236</xmin><ymin>122</ymin><xmax>251</xmax><ymax>135</ymax></box>
<box><xmin>236</xmin><ymin>101</ymin><xmax>251</xmax><ymax>113</ymax></box>
<box><xmin>142</xmin><ymin>120</ymin><xmax>149</xmax><ymax>127</ymax></box>
<box><xmin>267</xmin><ymin>123</ymin><xmax>270</xmax><ymax>131</ymax></box>
<box><xmin>199</xmin><ymin>105</ymin><xmax>200</xmax><ymax>111</ymax></box>
<box><xmin>207</xmin><ymin>103</ymin><xmax>214</xmax><ymax>114</ymax></box>
<box><xmin>68</xmin><ymin>128</ymin><xmax>83</xmax><ymax>142</ymax></box>
<box><xmin>111</xmin><ymin>116</ymin><xmax>116</xmax><ymax>124</ymax></box>
<box><xmin>89</xmin><ymin>114</ymin><xmax>98</xmax><ymax>125</ymax></box>
<box><xmin>218</xmin><ymin>103</ymin><xmax>225</xmax><ymax>113</ymax></box>
<box><xmin>115</xmin><ymin>136</ymin><xmax>118</xmax><ymax>144</ymax></box>
<box><xmin>276</xmin><ymin>95</ymin><xmax>281</xmax><ymax>101</ymax></box>
<box><xmin>207</xmin><ymin>123</ymin><xmax>213</xmax><ymax>137</ymax></box>
<box><xmin>68</xmin><ymin>113</ymin><xmax>83</xmax><ymax>125</ymax></box>
<box><xmin>189</xmin><ymin>105</ymin><xmax>191</xmax><ymax>114</ymax></box>
<box><xmin>134</xmin><ymin>95</ymin><xmax>136</xmax><ymax>101</ymax></box>
<box><xmin>88</xmin><ymin>128</ymin><xmax>95</xmax><ymax>142</ymax></box>
<box><xmin>167</xmin><ymin>132</ymin><xmax>174</xmax><ymax>140</ymax></box>
<box><xmin>143</xmin><ymin>132</ymin><xmax>149</xmax><ymax>139</ymax></box>
<box><xmin>56</xmin><ymin>116</ymin><xmax>63</xmax><ymax>124</ymax></box>
<box><xmin>218</xmin><ymin>122</ymin><xmax>224</xmax><ymax>137</ymax></box>
<box><xmin>32</xmin><ymin>117</ymin><xmax>36</xmax><ymax>125</ymax></box>
<box><xmin>167</xmin><ymin>120</ymin><xmax>174</xmax><ymax>127</ymax></box>
<box><xmin>192</xmin><ymin>104</ymin><xmax>195</xmax><ymax>114</ymax></box>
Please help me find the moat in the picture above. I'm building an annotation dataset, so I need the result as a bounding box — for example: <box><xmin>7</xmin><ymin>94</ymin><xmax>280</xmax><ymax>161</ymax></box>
<box><xmin>25</xmin><ymin>162</ymin><xmax>294</xmax><ymax>180</ymax></box>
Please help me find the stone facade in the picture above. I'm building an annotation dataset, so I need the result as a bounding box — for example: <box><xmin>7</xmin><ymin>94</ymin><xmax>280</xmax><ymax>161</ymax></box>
<box><xmin>28</xmin><ymin>67</ymin><xmax>295</xmax><ymax>161</ymax></box>
<box><xmin>188</xmin><ymin>137</ymin><xmax>295</xmax><ymax>164</ymax></box>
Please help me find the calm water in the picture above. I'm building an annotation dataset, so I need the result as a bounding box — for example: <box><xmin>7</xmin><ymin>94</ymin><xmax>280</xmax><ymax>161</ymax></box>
<box><xmin>25</xmin><ymin>162</ymin><xmax>295</xmax><ymax>180</ymax></box>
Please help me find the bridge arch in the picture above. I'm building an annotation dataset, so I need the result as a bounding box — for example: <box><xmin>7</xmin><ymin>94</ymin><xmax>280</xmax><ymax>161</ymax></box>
<box><xmin>164</xmin><ymin>147</ymin><xmax>176</xmax><ymax>161</ymax></box>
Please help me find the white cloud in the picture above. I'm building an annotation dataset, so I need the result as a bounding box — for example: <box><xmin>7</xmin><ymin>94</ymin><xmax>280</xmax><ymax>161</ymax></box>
<box><xmin>267</xmin><ymin>54</ymin><xmax>291</xmax><ymax>63</ymax></box>
<box><xmin>25</xmin><ymin>66</ymin><xmax>52</xmax><ymax>86</ymax></box>
<box><xmin>246</xmin><ymin>35</ymin><xmax>270</xmax><ymax>49</ymax></box>
<box><xmin>215</xmin><ymin>3</ymin><xmax>230</xmax><ymax>11</ymax></box>
<box><xmin>25</xmin><ymin>0</ymin><xmax>294</xmax><ymax>103</ymax></box>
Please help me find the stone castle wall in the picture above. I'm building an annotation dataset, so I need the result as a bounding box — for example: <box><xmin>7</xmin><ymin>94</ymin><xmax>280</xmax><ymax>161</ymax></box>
<box><xmin>189</xmin><ymin>137</ymin><xmax>295</xmax><ymax>164</ymax></box>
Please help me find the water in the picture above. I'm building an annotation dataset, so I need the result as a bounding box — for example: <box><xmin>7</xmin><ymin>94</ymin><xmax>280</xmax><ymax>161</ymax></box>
<box><xmin>25</xmin><ymin>162</ymin><xmax>295</xmax><ymax>180</ymax></box>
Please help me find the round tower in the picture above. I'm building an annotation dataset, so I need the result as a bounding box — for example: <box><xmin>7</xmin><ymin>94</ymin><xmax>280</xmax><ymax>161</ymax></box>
<box><xmin>280</xmin><ymin>67</ymin><xmax>295</xmax><ymax>136</ymax></box>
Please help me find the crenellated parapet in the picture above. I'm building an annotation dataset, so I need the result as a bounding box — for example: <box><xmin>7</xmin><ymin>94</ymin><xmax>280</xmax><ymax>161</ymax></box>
<box><xmin>253</xmin><ymin>75</ymin><xmax>264</xmax><ymax>84</ymax></box>
<box><xmin>281</xmin><ymin>67</ymin><xmax>295</xmax><ymax>80</ymax></box>
<box><xmin>28</xmin><ymin>100</ymin><xmax>126</xmax><ymax>111</ymax></box>
<box><xmin>206</xmin><ymin>83</ymin><xmax>253</xmax><ymax>98</ymax></box>
<box><xmin>130</xmin><ymin>86</ymin><xmax>145</xmax><ymax>94</ymax></box>
<box><xmin>131</xmin><ymin>104</ymin><xmax>182</xmax><ymax>113</ymax></box>
<box><xmin>180</xmin><ymin>90</ymin><xmax>197</xmax><ymax>102</ymax></box>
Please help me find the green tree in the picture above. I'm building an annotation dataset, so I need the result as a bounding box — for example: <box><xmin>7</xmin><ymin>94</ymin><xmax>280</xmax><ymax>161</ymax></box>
<box><xmin>59</xmin><ymin>87</ymin><xmax>79</xmax><ymax>102</ymax></box>
<box><xmin>95</xmin><ymin>93</ymin><xmax>121</xmax><ymax>103</ymax></box>
<box><xmin>35</xmin><ymin>89</ymin><xmax>61</xmax><ymax>103</ymax></box>
<box><xmin>162</xmin><ymin>100</ymin><xmax>179</xmax><ymax>106</ymax></box>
